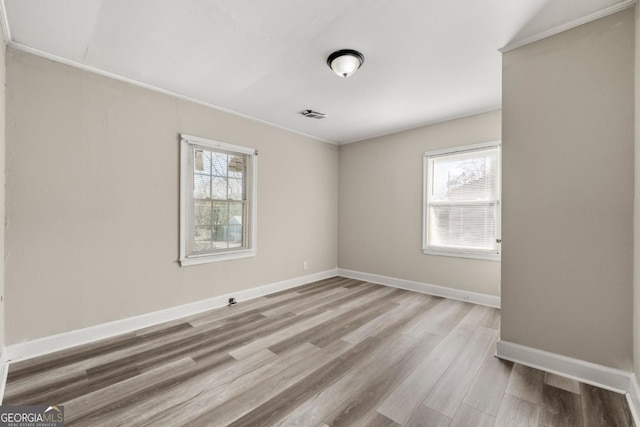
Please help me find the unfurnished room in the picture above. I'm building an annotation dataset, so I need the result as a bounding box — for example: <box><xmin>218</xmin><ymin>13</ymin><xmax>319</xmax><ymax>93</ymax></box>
<box><xmin>0</xmin><ymin>0</ymin><xmax>638</xmax><ymax>426</ymax></box>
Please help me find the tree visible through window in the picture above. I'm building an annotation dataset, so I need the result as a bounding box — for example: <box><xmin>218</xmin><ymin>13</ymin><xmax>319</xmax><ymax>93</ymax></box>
<box><xmin>180</xmin><ymin>135</ymin><xmax>257</xmax><ymax>266</ymax></box>
<box><xmin>423</xmin><ymin>142</ymin><xmax>501</xmax><ymax>260</ymax></box>
<box><xmin>193</xmin><ymin>150</ymin><xmax>246</xmax><ymax>252</ymax></box>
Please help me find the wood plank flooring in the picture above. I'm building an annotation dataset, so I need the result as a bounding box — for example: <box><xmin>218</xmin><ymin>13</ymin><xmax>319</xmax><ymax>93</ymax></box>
<box><xmin>3</xmin><ymin>276</ymin><xmax>634</xmax><ymax>426</ymax></box>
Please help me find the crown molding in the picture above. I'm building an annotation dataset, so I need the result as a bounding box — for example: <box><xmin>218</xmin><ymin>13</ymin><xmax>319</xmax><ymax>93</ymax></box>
<box><xmin>7</xmin><ymin>41</ymin><xmax>338</xmax><ymax>146</ymax></box>
<box><xmin>500</xmin><ymin>0</ymin><xmax>636</xmax><ymax>53</ymax></box>
<box><xmin>339</xmin><ymin>107</ymin><xmax>502</xmax><ymax>146</ymax></box>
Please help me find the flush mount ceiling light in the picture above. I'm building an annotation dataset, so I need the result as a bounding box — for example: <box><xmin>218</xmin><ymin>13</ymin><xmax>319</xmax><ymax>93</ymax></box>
<box><xmin>327</xmin><ymin>49</ymin><xmax>365</xmax><ymax>78</ymax></box>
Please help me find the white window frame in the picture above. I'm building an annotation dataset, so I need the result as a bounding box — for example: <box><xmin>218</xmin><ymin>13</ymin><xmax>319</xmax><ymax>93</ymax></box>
<box><xmin>179</xmin><ymin>134</ymin><xmax>257</xmax><ymax>266</ymax></box>
<box><xmin>422</xmin><ymin>140</ymin><xmax>501</xmax><ymax>261</ymax></box>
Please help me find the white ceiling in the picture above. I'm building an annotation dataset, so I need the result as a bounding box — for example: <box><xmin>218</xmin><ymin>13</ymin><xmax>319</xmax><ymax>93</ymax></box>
<box><xmin>2</xmin><ymin>0</ymin><xmax>631</xmax><ymax>144</ymax></box>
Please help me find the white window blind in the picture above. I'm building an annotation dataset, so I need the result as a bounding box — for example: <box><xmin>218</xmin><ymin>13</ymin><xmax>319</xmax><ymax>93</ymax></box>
<box><xmin>180</xmin><ymin>134</ymin><xmax>257</xmax><ymax>266</ymax></box>
<box><xmin>423</xmin><ymin>142</ymin><xmax>501</xmax><ymax>260</ymax></box>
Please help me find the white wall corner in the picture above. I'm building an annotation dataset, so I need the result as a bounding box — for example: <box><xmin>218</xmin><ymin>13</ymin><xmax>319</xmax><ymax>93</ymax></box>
<box><xmin>496</xmin><ymin>340</ymin><xmax>633</xmax><ymax>394</ymax></box>
<box><xmin>3</xmin><ymin>268</ymin><xmax>338</xmax><ymax>364</ymax></box>
<box><xmin>0</xmin><ymin>1</ymin><xmax>10</xmax><ymax>45</ymax></box>
<box><xmin>337</xmin><ymin>268</ymin><xmax>500</xmax><ymax>308</ymax></box>
<box><xmin>499</xmin><ymin>0</ymin><xmax>636</xmax><ymax>53</ymax></box>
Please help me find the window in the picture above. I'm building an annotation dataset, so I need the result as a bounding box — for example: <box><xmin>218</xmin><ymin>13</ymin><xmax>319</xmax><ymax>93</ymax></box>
<box><xmin>423</xmin><ymin>141</ymin><xmax>501</xmax><ymax>261</ymax></box>
<box><xmin>180</xmin><ymin>134</ymin><xmax>257</xmax><ymax>266</ymax></box>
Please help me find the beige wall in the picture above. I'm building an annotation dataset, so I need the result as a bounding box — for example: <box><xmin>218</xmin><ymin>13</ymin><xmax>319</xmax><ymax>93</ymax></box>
<box><xmin>338</xmin><ymin>110</ymin><xmax>501</xmax><ymax>297</ymax></box>
<box><xmin>635</xmin><ymin>4</ymin><xmax>640</xmax><ymax>379</ymax></box>
<box><xmin>502</xmin><ymin>10</ymin><xmax>634</xmax><ymax>370</ymax></box>
<box><xmin>0</xmin><ymin>42</ymin><xmax>5</xmax><ymax>348</ymax></box>
<box><xmin>4</xmin><ymin>48</ymin><xmax>338</xmax><ymax>344</ymax></box>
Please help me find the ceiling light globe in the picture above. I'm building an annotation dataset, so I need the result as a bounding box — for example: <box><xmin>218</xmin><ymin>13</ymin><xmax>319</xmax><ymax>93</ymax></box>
<box><xmin>327</xmin><ymin>49</ymin><xmax>365</xmax><ymax>78</ymax></box>
<box><xmin>330</xmin><ymin>55</ymin><xmax>360</xmax><ymax>78</ymax></box>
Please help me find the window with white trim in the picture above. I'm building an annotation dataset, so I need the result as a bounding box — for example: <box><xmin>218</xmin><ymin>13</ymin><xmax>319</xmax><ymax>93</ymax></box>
<box><xmin>423</xmin><ymin>141</ymin><xmax>501</xmax><ymax>261</ymax></box>
<box><xmin>180</xmin><ymin>134</ymin><xmax>257</xmax><ymax>266</ymax></box>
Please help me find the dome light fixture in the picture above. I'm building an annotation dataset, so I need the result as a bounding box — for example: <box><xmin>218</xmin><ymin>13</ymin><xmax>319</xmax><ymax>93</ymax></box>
<box><xmin>327</xmin><ymin>49</ymin><xmax>365</xmax><ymax>78</ymax></box>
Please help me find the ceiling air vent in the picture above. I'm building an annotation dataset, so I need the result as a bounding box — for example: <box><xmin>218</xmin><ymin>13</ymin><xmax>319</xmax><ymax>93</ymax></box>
<box><xmin>300</xmin><ymin>109</ymin><xmax>326</xmax><ymax>119</ymax></box>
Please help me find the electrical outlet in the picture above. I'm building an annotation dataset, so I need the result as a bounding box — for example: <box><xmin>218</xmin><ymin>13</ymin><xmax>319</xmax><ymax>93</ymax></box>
<box><xmin>303</xmin><ymin>261</ymin><xmax>308</xmax><ymax>270</ymax></box>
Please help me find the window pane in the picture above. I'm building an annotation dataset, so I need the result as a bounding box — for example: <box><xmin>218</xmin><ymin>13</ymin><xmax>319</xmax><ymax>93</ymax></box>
<box><xmin>228</xmin><ymin>155</ymin><xmax>245</xmax><ymax>178</ymax></box>
<box><xmin>432</xmin><ymin>148</ymin><xmax>499</xmax><ymax>202</ymax></box>
<box><xmin>429</xmin><ymin>204</ymin><xmax>496</xmax><ymax>250</ymax></box>
<box><xmin>212</xmin><ymin>225</ymin><xmax>230</xmax><ymax>248</ymax></box>
<box><xmin>229</xmin><ymin>202</ymin><xmax>243</xmax><ymax>219</ymax></box>
<box><xmin>194</xmin><ymin>149</ymin><xmax>211</xmax><ymax>173</ymax></box>
<box><xmin>228</xmin><ymin>225</ymin><xmax>242</xmax><ymax>244</ymax></box>
<box><xmin>195</xmin><ymin>200</ymin><xmax>212</xmax><ymax>226</ymax></box>
<box><xmin>212</xmin><ymin>152</ymin><xmax>228</xmax><ymax>177</ymax></box>
<box><xmin>194</xmin><ymin>241</ymin><xmax>213</xmax><ymax>252</ymax></box>
<box><xmin>193</xmin><ymin>174</ymin><xmax>210</xmax><ymax>199</ymax></box>
<box><xmin>211</xmin><ymin>201</ymin><xmax>228</xmax><ymax>225</ymax></box>
<box><xmin>212</xmin><ymin>177</ymin><xmax>228</xmax><ymax>200</ymax></box>
<box><xmin>210</xmin><ymin>240</ymin><xmax>228</xmax><ymax>250</ymax></box>
<box><xmin>228</xmin><ymin>178</ymin><xmax>243</xmax><ymax>200</ymax></box>
<box><xmin>194</xmin><ymin>226</ymin><xmax>213</xmax><ymax>252</ymax></box>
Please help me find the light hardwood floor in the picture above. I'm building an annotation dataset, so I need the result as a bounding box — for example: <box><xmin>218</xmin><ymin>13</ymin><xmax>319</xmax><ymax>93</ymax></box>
<box><xmin>3</xmin><ymin>277</ymin><xmax>634</xmax><ymax>426</ymax></box>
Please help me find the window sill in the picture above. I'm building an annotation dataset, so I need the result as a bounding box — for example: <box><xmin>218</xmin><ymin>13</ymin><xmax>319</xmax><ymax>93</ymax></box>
<box><xmin>422</xmin><ymin>248</ymin><xmax>501</xmax><ymax>262</ymax></box>
<box><xmin>180</xmin><ymin>249</ymin><xmax>256</xmax><ymax>266</ymax></box>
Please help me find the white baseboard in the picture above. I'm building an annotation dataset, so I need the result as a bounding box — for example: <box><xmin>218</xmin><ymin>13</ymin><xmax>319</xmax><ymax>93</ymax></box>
<box><xmin>4</xmin><ymin>269</ymin><xmax>338</xmax><ymax>363</ymax></box>
<box><xmin>627</xmin><ymin>374</ymin><xmax>640</xmax><ymax>426</ymax></box>
<box><xmin>0</xmin><ymin>351</ymin><xmax>8</xmax><ymax>405</ymax></box>
<box><xmin>8</xmin><ymin>268</ymin><xmax>639</xmax><ymax>421</ymax></box>
<box><xmin>497</xmin><ymin>339</ymin><xmax>640</xmax><ymax>422</ymax></box>
<box><xmin>496</xmin><ymin>340</ymin><xmax>632</xmax><ymax>394</ymax></box>
<box><xmin>337</xmin><ymin>268</ymin><xmax>500</xmax><ymax>308</ymax></box>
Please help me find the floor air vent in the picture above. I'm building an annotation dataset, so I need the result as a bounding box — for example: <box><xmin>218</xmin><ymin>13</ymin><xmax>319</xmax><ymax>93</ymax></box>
<box><xmin>300</xmin><ymin>109</ymin><xmax>326</xmax><ymax>119</ymax></box>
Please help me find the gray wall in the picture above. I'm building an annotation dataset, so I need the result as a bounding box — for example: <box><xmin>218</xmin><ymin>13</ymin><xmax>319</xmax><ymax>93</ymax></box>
<box><xmin>4</xmin><ymin>48</ymin><xmax>339</xmax><ymax>344</ymax></box>
<box><xmin>501</xmin><ymin>10</ymin><xmax>634</xmax><ymax>370</ymax></box>
<box><xmin>338</xmin><ymin>110</ymin><xmax>501</xmax><ymax>297</ymax></box>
